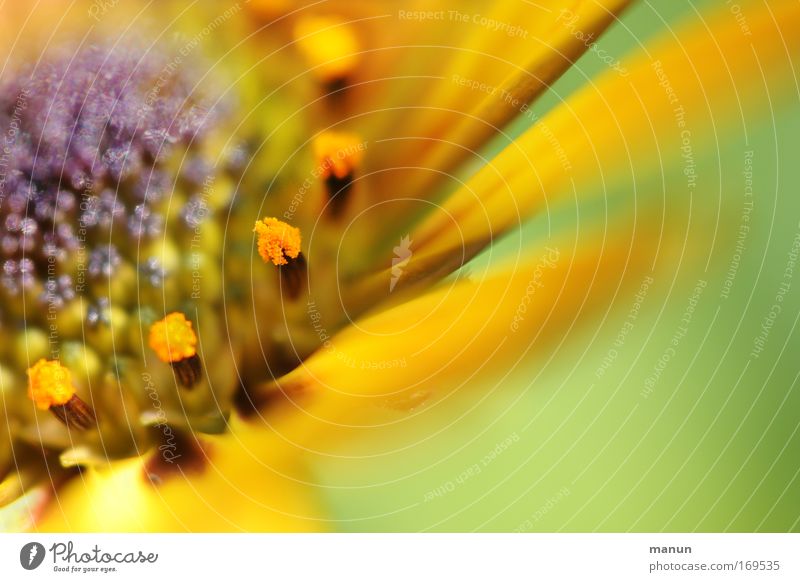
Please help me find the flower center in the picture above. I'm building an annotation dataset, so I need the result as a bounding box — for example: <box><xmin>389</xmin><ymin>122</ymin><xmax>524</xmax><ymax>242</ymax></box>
<box><xmin>0</xmin><ymin>40</ymin><xmax>255</xmax><ymax>480</ymax></box>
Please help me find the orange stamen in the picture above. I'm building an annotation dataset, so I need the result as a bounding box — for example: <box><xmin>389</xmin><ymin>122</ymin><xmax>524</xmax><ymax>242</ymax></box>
<box><xmin>312</xmin><ymin>131</ymin><xmax>364</xmax><ymax>181</ymax></box>
<box><xmin>27</xmin><ymin>359</ymin><xmax>75</xmax><ymax>410</ymax></box>
<box><xmin>253</xmin><ymin>217</ymin><xmax>302</xmax><ymax>267</ymax></box>
<box><xmin>148</xmin><ymin>313</ymin><xmax>198</xmax><ymax>364</ymax></box>
<box><xmin>293</xmin><ymin>16</ymin><xmax>360</xmax><ymax>84</ymax></box>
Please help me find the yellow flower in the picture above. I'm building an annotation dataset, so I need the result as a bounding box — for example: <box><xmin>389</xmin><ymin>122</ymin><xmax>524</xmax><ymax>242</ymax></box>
<box><xmin>0</xmin><ymin>0</ymin><xmax>797</xmax><ymax>532</ymax></box>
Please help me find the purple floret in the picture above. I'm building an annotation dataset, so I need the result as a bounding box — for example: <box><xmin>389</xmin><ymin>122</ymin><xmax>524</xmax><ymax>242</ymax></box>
<box><xmin>0</xmin><ymin>41</ymin><xmax>223</xmax><ymax>304</ymax></box>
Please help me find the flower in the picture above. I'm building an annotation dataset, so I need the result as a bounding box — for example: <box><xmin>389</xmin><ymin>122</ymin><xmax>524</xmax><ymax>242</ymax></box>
<box><xmin>0</xmin><ymin>0</ymin><xmax>798</xmax><ymax>532</ymax></box>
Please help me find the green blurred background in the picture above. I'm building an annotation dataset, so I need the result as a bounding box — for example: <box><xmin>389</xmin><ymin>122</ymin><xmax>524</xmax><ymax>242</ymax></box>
<box><xmin>309</xmin><ymin>0</ymin><xmax>800</xmax><ymax>532</ymax></box>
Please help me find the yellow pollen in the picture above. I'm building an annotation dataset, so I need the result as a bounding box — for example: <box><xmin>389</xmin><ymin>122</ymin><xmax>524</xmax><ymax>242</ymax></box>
<box><xmin>27</xmin><ymin>359</ymin><xmax>75</xmax><ymax>411</ymax></box>
<box><xmin>293</xmin><ymin>15</ymin><xmax>360</xmax><ymax>83</ymax></box>
<box><xmin>253</xmin><ymin>217</ymin><xmax>302</xmax><ymax>266</ymax></box>
<box><xmin>149</xmin><ymin>313</ymin><xmax>198</xmax><ymax>363</ymax></box>
<box><xmin>313</xmin><ymin>131</ymin><xmax>364</xmax><ymax>180</ymax></box>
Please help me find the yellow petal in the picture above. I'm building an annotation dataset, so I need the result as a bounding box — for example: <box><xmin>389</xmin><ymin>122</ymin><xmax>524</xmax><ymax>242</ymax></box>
<box><xmin>0</xmin><ymin>488</ymin><xmax>49</xmax><ymax>532</ymax></box>
<box><xmin>35</xmin><ymin>418</ymin><xmax>327</xmax><ymax>532</ymax></box>
<box><xmin>267</xmin><ymin>216</ymin><xmax>658</xmax><ymax>449</ymax></box>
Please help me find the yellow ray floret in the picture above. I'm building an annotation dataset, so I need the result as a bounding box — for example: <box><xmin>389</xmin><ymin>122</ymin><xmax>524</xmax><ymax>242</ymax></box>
<box><xmin>267</xmin><ymin>218</ymin><xmax>661</xmax><ymax>449</ymax></box>
<box><xmin>293</xmin><ymin>15</ymin><xmax>360</xmax><ymax>83</ymax></box>
<box><xmin>312</xmin><ymin>131</ymin><xmax>364</xmax><ymax>180</ymax></box>
<box><xmin>148</xmin><ymin>313</ymin><xmax>198</xmax><ymax>363</ymax></box>
<box><xmin>34</xmin><ymin>418</ymin><xmax>327</xmax><ymax>532</ymax></box>
<box><xmin>27</xmin><ymin>359</ymin><xmax>74</xmax><ymax>411</ymax></box>
<box><xmin>254</xmin><ymin>217</ymin><xmax>302</xmax><ymax>266</ymax></box>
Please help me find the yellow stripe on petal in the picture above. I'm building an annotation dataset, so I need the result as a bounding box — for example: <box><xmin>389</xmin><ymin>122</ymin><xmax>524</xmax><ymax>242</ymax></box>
<box><xmin>355</xmin><ymin>0</ymin><xmax>629</xmax><ymax>196</ymax></box>
<box><xmin>386</xmin><ymin>0</ymin><xmax>632</xmax><ymax>179</ymax></box>
<box><xmin>398</xmin><ymin>0</ymin><xmax>800</xmax><ymax>282</ymax></box>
